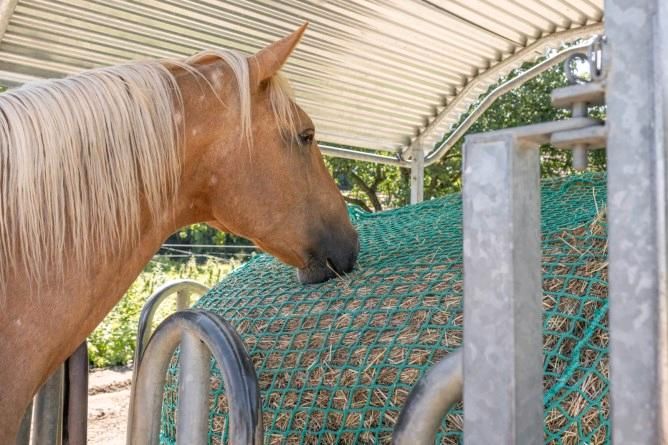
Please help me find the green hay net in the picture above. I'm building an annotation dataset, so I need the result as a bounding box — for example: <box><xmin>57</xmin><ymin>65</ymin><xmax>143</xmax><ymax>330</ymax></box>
<box><xmin>160</xmin><ymin>172</ymin><xmax>609</xmax><ymax>444</ymax></box>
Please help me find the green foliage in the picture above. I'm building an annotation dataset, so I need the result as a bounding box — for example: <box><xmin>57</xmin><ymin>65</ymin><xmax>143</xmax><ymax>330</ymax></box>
<box><xmin>326</xmin><ymin>158</ymin><xmax>408</xmax><ymax>212</ymax></box>
<box><xmin>87</xmin><ymin>258</ymin><xmax>238</xmax><ymax>368</ymax></box>
<box><xmin>166</xmin><ymin>223</ymin><xmax>251</xmax><ymax>247</ymax></box>
<box><xmin>326</xmin><ymin>59</ymin><xmax>606</xmax><ymax>210</ymax></box>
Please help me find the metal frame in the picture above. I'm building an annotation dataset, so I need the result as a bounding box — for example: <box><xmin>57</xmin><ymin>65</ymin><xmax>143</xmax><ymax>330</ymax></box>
<box><xmin>455</xmin><ymin>57</ymin><xmax>604</xmax><ymax>440</ymax></box>
<box><xmin>127</xmin><ymin>309</ymin><xmax>263</xmax><ymax>445</ymax></box>
<box><xmin>393</xmin><ymin>83</ymin><xmax>605</xmax><ymax>442</ymax></box>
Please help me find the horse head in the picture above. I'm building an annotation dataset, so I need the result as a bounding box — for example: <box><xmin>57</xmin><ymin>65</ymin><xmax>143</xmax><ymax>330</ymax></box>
<box><xmin>176</xmin><ymin>25</ymin><xmax>359</xmax><ymax>283</ymax></box>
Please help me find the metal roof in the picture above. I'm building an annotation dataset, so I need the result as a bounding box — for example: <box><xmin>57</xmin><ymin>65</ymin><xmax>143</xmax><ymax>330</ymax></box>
<box><xmin>0</xmin><ymin>0</ymin><xmax>603</xmax><ymax>162</ymax></box>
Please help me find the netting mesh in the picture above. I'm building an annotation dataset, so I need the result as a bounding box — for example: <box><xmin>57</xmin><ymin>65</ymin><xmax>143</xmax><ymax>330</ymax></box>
<box><xmin>160</xmin><ymin>172</ymin><xmax>609</xmax><ymax>444</ymax></box>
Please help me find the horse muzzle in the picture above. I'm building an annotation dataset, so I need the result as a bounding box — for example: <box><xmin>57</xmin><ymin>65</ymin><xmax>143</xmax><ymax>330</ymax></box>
<box><xmin>297</xmin><ymin>228</ymin><xmax>359</xmax><ymax>284</ymax></box>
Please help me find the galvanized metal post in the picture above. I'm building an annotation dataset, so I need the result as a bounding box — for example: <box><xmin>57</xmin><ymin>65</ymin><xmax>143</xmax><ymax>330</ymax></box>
<box><xmin>462</xmin><ymin>132</ymin><xmax>542</xmax><ymax>445</ymax></box>
<box><xmin>410</xmin><ymin>145</ymin><xmax>425</xmax><ymax>204</ymax></box>
<box><xmin>32</xmin><ymin>365</ymin><xmax>65</xmax><ymax>445</ymax></box>
<box><xmin>606</xmin><ymin>0</ymin><xmax>668</xmax><ymax>442</ymax></box>
<box><xmin>570</xmin><ymin>102</ymin><xmax>588</xmax><ymax>170</ymax></box>
<box><xmin>176</xmin><ymin>332</ymin><xmax>212</xmax><ymax>444</ymax></box>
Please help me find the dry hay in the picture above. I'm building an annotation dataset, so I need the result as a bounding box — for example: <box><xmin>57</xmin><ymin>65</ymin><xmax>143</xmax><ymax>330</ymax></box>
<box><xmin>161</xmin><ymin>175</ymin><xmax>609</xmax><ymax>444</ymax></box>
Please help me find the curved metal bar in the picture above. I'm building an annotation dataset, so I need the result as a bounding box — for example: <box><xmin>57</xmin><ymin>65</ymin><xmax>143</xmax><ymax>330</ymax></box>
<box><xmin>127</xmin><ymin>309</ymin><xmax>263</xmax><ymax>445</ymax></box>
<box><xmin>127</xmin><ymin>279</ymin><xmax>209</xmax><ymax>444</ymax></box>
<box><xmin>423</xmin><ymin>41</ymin><xmax>598</xmax><ymax>166</ymax></box>
<box><xmin>392</xmin><ymin>349</ymin><xmax>463</xmax><ymax>445</ymax></box>
<box><xmin>317</xmin><ymin>34</ymin><xmax>603</xmax><ymax>168</ymax></box>
<box><xmin>135</xmin><ymin>279</ymin><xmax>209</xmax><ymax>359</ymax></box>
<box><xmin>417</xmin><ymin>23</ymin><xmax>603</xmax><ymax>156</ymax></box>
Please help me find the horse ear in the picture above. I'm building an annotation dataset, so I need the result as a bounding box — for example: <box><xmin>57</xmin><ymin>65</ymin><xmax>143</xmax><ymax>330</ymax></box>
<box><xmin>251</xmin><ymin>23</ymin><xmax>307</xmax><ymax>85</ymax></box>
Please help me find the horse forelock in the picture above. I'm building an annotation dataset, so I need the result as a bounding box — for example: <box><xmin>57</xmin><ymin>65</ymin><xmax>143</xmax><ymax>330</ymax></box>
<box><xmin>0</xmin><ymin>48</ymin><xmax>298</xmax><ymax>290</ymax></box>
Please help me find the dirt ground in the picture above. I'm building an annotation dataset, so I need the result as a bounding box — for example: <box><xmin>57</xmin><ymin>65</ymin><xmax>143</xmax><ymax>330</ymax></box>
<box><xmin>87</xmin><ymin>366</ymin><xmax>132</xmax><ymax>445</ymax></box>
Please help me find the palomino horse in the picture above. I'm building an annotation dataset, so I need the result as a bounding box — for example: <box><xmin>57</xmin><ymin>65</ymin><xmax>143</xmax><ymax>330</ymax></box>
<box><xmin>0</xmin><ymin>24</ymin><xmax>359</xmax><ymax>442</ymax></box>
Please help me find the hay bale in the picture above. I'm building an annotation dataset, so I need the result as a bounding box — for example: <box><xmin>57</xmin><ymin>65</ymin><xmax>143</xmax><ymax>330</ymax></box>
<box><xmin>160</xmin><ymin>173</ymin><xmax>609</xmax><ymax>445</ymax></box>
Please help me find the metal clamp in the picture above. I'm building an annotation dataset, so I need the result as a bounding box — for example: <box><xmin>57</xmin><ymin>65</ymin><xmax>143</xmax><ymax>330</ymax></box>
<box><xmin>556</xmin><ymin>35</ymin><xmax>608</xmax><ymax>170</ymax></box>
<box><xmin>588</xmin><ymin>34</ymin><xmax>608</xmax><ymax>82</ymax></box>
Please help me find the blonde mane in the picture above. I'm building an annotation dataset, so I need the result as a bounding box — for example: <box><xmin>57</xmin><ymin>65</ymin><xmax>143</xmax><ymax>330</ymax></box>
<box><xmin>0</xmin><ymin>49</ymin><xmax>297</xmax><ymax>288</ymax></box>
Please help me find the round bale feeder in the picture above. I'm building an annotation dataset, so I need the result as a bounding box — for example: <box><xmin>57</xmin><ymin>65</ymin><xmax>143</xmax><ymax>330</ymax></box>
<box><xmin>155</xmin><ymin>173</ymin><xmax>608</xmax><ymax>444</ymax></box>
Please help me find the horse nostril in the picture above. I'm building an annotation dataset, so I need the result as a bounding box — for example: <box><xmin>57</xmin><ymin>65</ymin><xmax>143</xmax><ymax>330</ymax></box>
<box><xmin>325</xmin><ymin>257</ymin><xmax>345</xmax><ymax>276</ymax></box>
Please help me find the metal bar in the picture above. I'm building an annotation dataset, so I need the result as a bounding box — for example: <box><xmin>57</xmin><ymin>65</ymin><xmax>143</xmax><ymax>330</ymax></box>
<box><xmin>16</xmin><ymin>401</ymin><xmax>32</xmax><ymax>445</ymax></box>
<box><xmin>128</xmin><ymin>309</ymin><xmax>262</xmax><ymax>445</ymax></box>
<box><xmin>32</xmin><ymin>365</ymin><xmax>65</xmax><ymax>445</ymax></box>
<box><xmin>423</xmin><ymin>42</ymin><xmax>600</xmax><ymax>166</ymax></box>
<box><xmin>606</xmin><ymin>0</ymin><xmax>668</xmax><ymax>442</ymax></box>
<box><xmin>550</xmin><ymin>124</ymin><xmax>607</xmax><ymax>150</ymax></box>
<box><xmin>176</xmin><ymin>332</ymin><xmax>211</xmax><ymax>445</ymax></box>
<box><xmin>64</xmin><ymin>342</ymin><xmax>88</xmax><ymax>445</ymax></box>
<box><xmin>392</xmin><ymin>349</ymin><xmax>463</xmax><ymax>445</ymax></box>
<box><xmin>462</xmin><ymin>131</ymin><xmax>542</xmax><ymax>444</ymax></box>
<box><xmin>135</xmin><ymin>280</ymin><xmax>209</xmax><ymax>357</ymax></box>
<box><xmin>0</xmin><ymin>0</ymin><xmax>18</xmax><ymax>44</ymax></box>
<box><xmin>410</xmin><ymin>146</ymin><xmax>425</xmax><ymax>204</ymax></box>
<box><xmin>571</xmin><ymin>102</ymin><xmax>588</xmax><ymax>170</ymax></box>
<box><xmin>319</xmin><ymin>144</ymin><xmax>407</xmax><ymax>167</ymax></box>
<box><xmin>176</xmin><ymin>289</ymin><xmax>190</xmax><ymax>311</ymax></box>
<box><xmin>551</xmin><ymin>81</ymin><xmax>606</xmax><ymax>108</ymax></box>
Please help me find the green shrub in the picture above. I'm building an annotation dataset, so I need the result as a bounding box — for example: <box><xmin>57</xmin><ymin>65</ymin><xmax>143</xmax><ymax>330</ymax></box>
<box><xmin>87</xmin><ymin>258</ymin><xmax>237</xmax><ymax>368</ymax></box>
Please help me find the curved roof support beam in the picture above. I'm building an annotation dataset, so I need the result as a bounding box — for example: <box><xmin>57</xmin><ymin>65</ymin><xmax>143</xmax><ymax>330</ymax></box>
<box><xmin>319</xmin><ymin>33</ymin><xmax>603</xmax><ymax>169</ymax></box>
<box><xmin>411</xmin><ymin>23</ymin><xmax>604</xmax><ymax>162</ymax></box>
<box><xmin>423</xmin><ymin>38</ymin><xmax>601</xmax><ymax>166</ymax></box>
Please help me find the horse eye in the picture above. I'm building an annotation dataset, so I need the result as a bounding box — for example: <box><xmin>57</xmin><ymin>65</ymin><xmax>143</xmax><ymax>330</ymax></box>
<box><xmin>298</xmin><ymin>129</ymin><xmax>315</xmax><ymax>146</ymax></box>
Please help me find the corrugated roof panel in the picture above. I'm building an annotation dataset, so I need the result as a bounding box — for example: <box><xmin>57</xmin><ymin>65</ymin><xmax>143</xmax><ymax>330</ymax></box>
<box><xmin>0</xmin><ymin>0</ymin><xmax>604</xmax><ymax>158</ymax></box>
